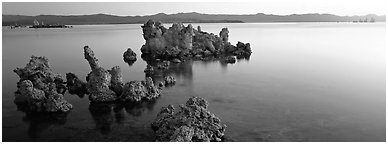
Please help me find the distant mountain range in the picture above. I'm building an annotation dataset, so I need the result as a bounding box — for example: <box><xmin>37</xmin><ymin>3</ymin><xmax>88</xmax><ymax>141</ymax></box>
<box><xmin>2</xmin><ymin>12</ymin><xmax>386</xmax><ymax>26</ymax></box>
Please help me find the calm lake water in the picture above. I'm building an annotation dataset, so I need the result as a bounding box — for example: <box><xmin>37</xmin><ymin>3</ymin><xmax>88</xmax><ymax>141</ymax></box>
<box><xmin>2</xmin><ymin>23</ymin><xmax>386</xmax><ymax>142</ymax></box>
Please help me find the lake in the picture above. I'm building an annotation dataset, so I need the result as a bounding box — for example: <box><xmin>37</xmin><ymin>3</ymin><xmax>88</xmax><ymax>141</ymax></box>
<box><xmin>2</xmin><ymin>22</ymin><xmax>385</xmax><ymax>142</ymax></box>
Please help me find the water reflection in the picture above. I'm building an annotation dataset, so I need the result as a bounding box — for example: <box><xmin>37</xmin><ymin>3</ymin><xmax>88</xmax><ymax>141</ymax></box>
<box><xmin>88</xmin><ymin>100</ymin><xmax>157</xmax><ymax>135</ymax></box>
<box><xmin>142</xmin><ymin>56</ymin><xmax>250</xmax><ymax>84</ymax></box>
<box><xmin>12</xmin><ymin>54</ymin><xmax>250</xmax><ymax>141</ymax></box>
<box><xmin>125</xmin><ymin>60</ymin><xmax>136</xmax><ymax>66</ymax></box>
<box><xmin>142</xmin><ymin>56</ymin><xmax>249</xmax><ymax>82</ymax></box>
<box><xmin>68</xmin><ymin>91</ymin><xmax>87</xmax><ymax>98</ymax></box>
<box><xmin>11</xmin><ymin>90</ymin><xmax>69</xmax><ymax>140</ymax></box>
<box><xmin>144</xmin><ymin>60</ymin><xmax>193</xmax><ymax>84</ymax></box>
<box><xmin>21</xmin><ymin>110</ymin><xmax>68</xmax><ymax>140</ymax></box>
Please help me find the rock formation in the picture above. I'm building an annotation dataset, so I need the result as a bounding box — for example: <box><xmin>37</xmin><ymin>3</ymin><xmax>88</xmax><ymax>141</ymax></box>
<box><xmin>83</xmin><ymin>46</ymin><xmax>164</xmax><ymax>103</ymax></box>
<box><xmin>120</xmin><ymin>77</ymin><xmax>161</xmax><ymax>102</ymax></box>
<box><xmin>123</xmin><ymin>48</ymin><xmax>137</xmax><ymax>65</ymax></box>
<box><xmin>157</xmin><ymin>61</ymin><xmax>170</xmax><ymax>70</ymax></box>
<box><xmin>233</xmin><ymin>41</ymin><xmax>252</xmax><ymax>59</ymax></box>
<box><xmin>140</xmin><ymin>19</ymin><xmax>252</xmax><ymax>63</ymax></box>
<box><xmin>13</xmin><ymin>56</ymin><xmax>72</xmax><ymax>113</ymax></box>
<box><xmin>66</xmin><ymin>72</ymin><xmax>87</xmax><ymax>97</ymax></box>
<box><xmin>84</xmin><ymin>46</ymin><xmax>119</xmax><ymax>102</ymax></box>
<box><xmin>171</xmin><ymin>58</ymin><xmax>181</xmax><ymax>63</ymax></box>
<box><xmin>144</xmin><ymin>64</ymin><xmax>155</xmax><ymax>75</ymax></box>
<box><xmin>151</xmin><ymin>97</ymin><xmax>227</xmax><ymax>142</ymax></box>
<box><xmin>108</xmin><ymin>66</ymin><xmax>124</xmax><ymax>95</ymax></box>
<box><xmin>84</xmin><ymin>46</ymin><xmax>100</xmax><ymax>70</ymax></box>
<box><xmin>141</xmin><ymin>20</ymin><xmax>194</xmax><ymax>57</ymax></box>
<box><xmin>164</xmin><ymin>75</ymin><xmax>176</xmax><ymax>86</ymax></box>
<box><xmin>219</xmin><ymin>28</ymin><xmax>229</xmax><ymax>42</ymax></box>
<box><xmin>222</xmin><ymin>56</ymin><xmax>236</xmax><ymax>64</ymax></box>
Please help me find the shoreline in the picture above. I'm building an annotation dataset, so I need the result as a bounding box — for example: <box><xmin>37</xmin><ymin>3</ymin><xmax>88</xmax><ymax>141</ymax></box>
<box><xmin>2</xmin><ymin>21</ymin><xmax>386</xmax><ymax>28</ymax></box>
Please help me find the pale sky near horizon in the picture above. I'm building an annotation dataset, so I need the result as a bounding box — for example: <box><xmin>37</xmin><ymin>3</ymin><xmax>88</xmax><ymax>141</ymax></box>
<box><xmin>2</xmin><ymin>1</ymin><xmax>387</xmax><ymax>16</ymax></box>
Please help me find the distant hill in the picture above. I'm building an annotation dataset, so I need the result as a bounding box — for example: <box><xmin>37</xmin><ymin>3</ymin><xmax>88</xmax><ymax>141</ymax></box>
<box><xmin>2</xmin><ymin>12</ymin><xmax>385</xmax><ymax>26</ymax></box>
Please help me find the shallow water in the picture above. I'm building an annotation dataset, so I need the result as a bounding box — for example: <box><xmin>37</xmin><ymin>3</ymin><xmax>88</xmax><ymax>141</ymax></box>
<box><xmin>2</xmin><ymin>23</ymin><xmax>385</xmax><ymax>141</ymax></box>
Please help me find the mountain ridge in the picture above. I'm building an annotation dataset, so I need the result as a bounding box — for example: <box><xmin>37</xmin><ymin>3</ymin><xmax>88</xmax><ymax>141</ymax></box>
<box><xmin>2</xmin><ymin>12</ymin><xmax>385</xmax><ymax>26</ymax></box>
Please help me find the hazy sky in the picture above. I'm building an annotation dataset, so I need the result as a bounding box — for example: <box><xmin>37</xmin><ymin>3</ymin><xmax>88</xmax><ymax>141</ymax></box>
<box><xmin>2</xmin><ymin>1</ymin><xmax>387</xmax><ymax>16</ymax></box>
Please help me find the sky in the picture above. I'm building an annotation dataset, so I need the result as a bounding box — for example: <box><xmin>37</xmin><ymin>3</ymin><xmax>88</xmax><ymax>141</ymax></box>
<box><xmin>2</xmin><ymin>0</ymin><xmax>387</xmax><ymax>16</ymax></box>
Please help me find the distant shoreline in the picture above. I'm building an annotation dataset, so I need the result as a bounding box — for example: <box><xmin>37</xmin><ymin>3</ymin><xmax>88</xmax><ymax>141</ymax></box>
<box><xmin>4</xmin><ymin>21</ymin><xmax>387</xmax><ymax>27</ymax></box>
<box><xmin>3</xmin><ymin>21</ymin><xmax>386</xmax><ymax>28</ymax></box>
<box><xmin>3</xmin><ymin>12</ymin><xmax>385</xmax><ymax>26</ymax></box>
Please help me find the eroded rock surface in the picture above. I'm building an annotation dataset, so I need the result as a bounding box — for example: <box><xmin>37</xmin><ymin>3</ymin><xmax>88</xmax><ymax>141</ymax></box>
<box><xmin>123</xmin><ymin>48</ymin><xmax>137</xmax><ymax>65</ymax></box>
<box><xmin>86</xmin><ymin>67</ymin><xmax>118</xmax><ymax>102</ymax></box>
<box><xmin>83</xmin><ymin>46</ymin><xmax>164</xmax><ymax>103</ymax></box>
<box><xmin>141</xmin><ymin>20</ymin><xmax>194</xmax><ymax>57</ymax></box>
<box><xmin>120</xmin><ymin>77</ymin><xmax>161</xmax><ymax>102</ymax></box>
<box><xmin>108</xmin><ymin>66</ymin><xmax>124</xmax><ymax>95</ymax></box>
<box><xmin>140</xmin><ymin>19</ymin><xmax>252</xmax><ymax>63</ymax></box>
<box><xmin>44</xmin><ymin>83</ymin><xmax>73</xmax><ymax>112</ymax></box>
<box><xmin>222</xmin><ymin>56</ymin><xmax>236</xmax><ymax>64</ymax></box>
<box><xmin>219</xmin><ymin>28</ymin><xmax>229</xmax><ymax>42</ymax></box>
<box><xmin>151</xmin><ymin>97</ymin><xmax>227</xmax><ymax>142</ymax></box>
<box><xmin>84</xmin><ymin>46</ymin><xmax>100</xmax><ymax>70</ymax></box>
<box><xmin>157</xmin><ymin>61</ymin><xmax>170</xmax><ymax>70</ymax></box>
<box><xmin>66</xmin><ymin>72</ymin><xmax>87</xmax><ymax>97</ymax></box>
<box><xmin>164</xmin><ymin>75</ymin><xmax>176</xmax><ymax>86</ymax></box>
<box><xmin>83</xmin><ymin>46</ymin><xmax>120</xmax><ymax>102</ymax></box>
<box><xmin>144</xmin><ymin>64</ymin><xmax>155</xmax><ymax>75</ymax></box>
<box><xmin>13</xmin><ymin>56</ymin><xmax>72</xmax><ymax>112</ymax></box>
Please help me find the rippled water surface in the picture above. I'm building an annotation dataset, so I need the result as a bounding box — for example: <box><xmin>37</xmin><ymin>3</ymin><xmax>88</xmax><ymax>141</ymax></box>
<box><xmin>2</xmin><ymin>23</ymin><xmax>385</xmax><ymax>141</ymax></box>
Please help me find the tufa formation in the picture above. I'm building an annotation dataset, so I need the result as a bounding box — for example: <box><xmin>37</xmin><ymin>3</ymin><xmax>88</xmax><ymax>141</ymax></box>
<box><xmin>13</xmin><ymin>56</ymin><xmax>72</xmax><ymax>113</ymax></box>
<box><xmin>140</xmin><ymin>19</ymin><xmax>252</xmax><ymax>62</ymax></box>
<box><xmin>151</xmin><ymin>97</ymin><xmax>227</xmax><ymax>142</ymax></box>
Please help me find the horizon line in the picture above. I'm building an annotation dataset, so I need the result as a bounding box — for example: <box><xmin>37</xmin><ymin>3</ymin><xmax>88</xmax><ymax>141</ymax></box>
<box><xmin>2</xmin><ymin>12</ymin><xmax>385</xmax><ymax>17</ymax></box>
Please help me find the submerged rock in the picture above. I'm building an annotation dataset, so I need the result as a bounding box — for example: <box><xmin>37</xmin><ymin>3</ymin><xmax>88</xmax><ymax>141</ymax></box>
<box><xmin>140</xmin><ymin>20</ymin><xmax>252</xmax><ymax>62</ymax></box>
<box><xmin>123</xmin><ymin>48</ymin><xmax>137</xmax><ymax>65</ymax></box>
<box><xmin>151</xmin><ymin>97</ymin><xmax>227</xmax><ymax>142</ymax></box>
<box><xmin>13</xmin><ymin>56</ymin><xmax>72</xmax><ymax>113</ymax></box>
